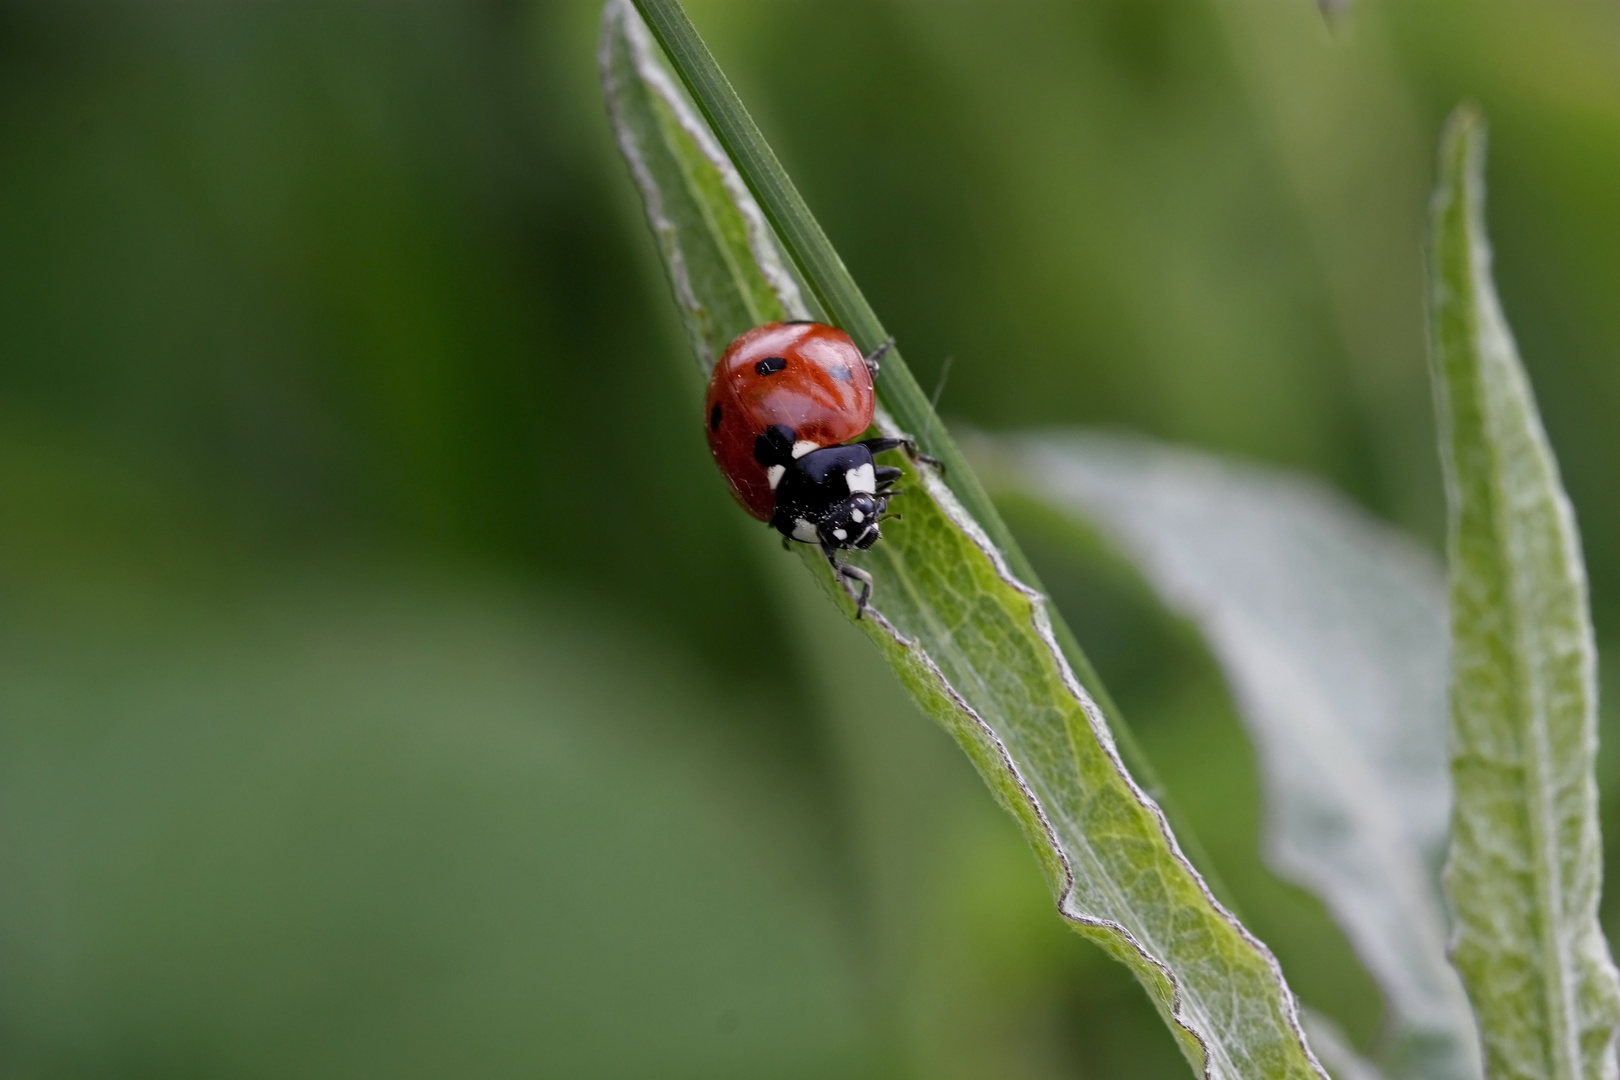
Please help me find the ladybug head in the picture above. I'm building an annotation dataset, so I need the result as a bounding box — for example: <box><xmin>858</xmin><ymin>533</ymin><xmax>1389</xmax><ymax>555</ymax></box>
<box><xmin>817</xmin><ymin>492</ymin><xmax>883</xmax><ymax>551</ymax></box>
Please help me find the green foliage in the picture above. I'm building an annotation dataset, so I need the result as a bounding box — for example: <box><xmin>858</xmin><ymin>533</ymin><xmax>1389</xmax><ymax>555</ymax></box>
<box><xmin>603</xmin><ymin>4</ymin><xmax>1330</xmax><ymax>1076</ymax></box>
<box><xmin>8</xmin><ymin>2</ymin><xmax>1620</xmax><ymax>1077</ymax></box>
<box><xmin>607</xmin><ymin>10</ymin><xmax>1620</xmax><ymax>1079</ymax></box>
<box><xmin>986</xmin><ymin>432</ymin><xmax>1480</xmax><ymax>1080</ymax></box>
<box><xmin>1429</xmin><ymin>106</ymin><xmax>1620</xmax><ymax>1080</ymax></box>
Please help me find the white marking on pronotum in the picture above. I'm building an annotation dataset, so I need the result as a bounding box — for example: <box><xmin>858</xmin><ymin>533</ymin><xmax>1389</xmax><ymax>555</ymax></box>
<box><xmin>791</xmin><ymin>440</ymin><xmax>818</xmax><ymax>459</ymax></box>
<box><xmin>851</xmin><ymin>509</ymin><xmax>865</xmax><ymax>523</ymax></box>
<box><xmin>766</xmin><ymin>464</ymin><xmax>786</xmax><ymax>489</ymax></box>
<box><xmin>792</xmin><ymin>518</ymin><xmax>818</xmax><ymax>543</ymax></box>
<box><xmin>833</xmin><ymin>528</ymin><xmax>847</xmax><ymax>541</ymax></box>
<box><xmin>846</xmin><ymin>463</ymin><xmax>876</xmax><ymax>494</ymax></box>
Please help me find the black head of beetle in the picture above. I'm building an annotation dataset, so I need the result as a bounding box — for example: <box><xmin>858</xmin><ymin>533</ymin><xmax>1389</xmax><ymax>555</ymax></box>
<box><xmin>751</xmin><ymin>422</ymin><xmax>938</xmax><ymax>617</ymax></box>
<box><xmin>755</xmin><ymin>425</ymin><xmax>904</xmax><ymax>552</ymax></box>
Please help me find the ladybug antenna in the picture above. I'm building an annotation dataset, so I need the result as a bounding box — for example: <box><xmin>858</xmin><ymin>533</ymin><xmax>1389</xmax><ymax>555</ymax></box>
<box><xmin>920</xmin><ymin>353</ymin><xmax>954</xmax><ymax>453</ymax></box>
<box><xmin>929</xmin><ymin>354</ymin><xmax>954</xmax><ymax>413</ymax></box>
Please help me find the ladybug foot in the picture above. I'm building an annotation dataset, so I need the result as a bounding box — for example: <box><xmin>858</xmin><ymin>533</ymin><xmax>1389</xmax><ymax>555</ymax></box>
<box><xmin>825</xmin><ymin>552</ymin><xmax>874</xmax><ymax>618</ymax></box>
<box><xmin>859</xmin><ymin>435</ymin><xmax>946</xmax><ymax>476</ymax></box>
<box><xmin>864</xmin><ymin>336</ymin><xmax>895</xmax><ymax>378</ymax></box>
<box><xmin>901</xmin><ymin>440</ymin><xmax>945</xmax><ymax>474</ymax></box>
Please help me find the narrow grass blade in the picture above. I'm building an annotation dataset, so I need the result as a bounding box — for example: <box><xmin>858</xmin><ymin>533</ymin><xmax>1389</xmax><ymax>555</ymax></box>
<box><xmin>1429</xmin><ymin>105</ymin><xmax>1620</xmax><ymax>1080</ymax></box>
<box><xmin>987</xmin><ymin>430</ymin><xmax>1481</xmax><ymax>1080</ymax></box>
<box><xmin>602</xmin><ymin>4</ymin><xmax>1329</xmax><ymax>1077</ymax></box>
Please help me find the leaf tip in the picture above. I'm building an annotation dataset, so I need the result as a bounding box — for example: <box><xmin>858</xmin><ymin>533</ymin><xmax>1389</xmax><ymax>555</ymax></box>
<box><xmin>1437</xmin><ymin>102</ymin><xmax>1488</xmax><ymax>191</ymax></box>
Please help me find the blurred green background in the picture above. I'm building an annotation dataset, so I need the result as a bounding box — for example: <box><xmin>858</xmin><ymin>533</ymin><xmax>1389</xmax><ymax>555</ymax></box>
<box><xmin>2</xmin><ymin>0</ymin><xmax>1618</xmax><ymax>1076</ymax></box>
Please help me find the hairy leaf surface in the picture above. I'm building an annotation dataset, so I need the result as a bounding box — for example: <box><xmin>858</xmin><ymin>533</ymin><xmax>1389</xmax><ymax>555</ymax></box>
<box><xmin>603</xmin><ymin>4</ymin><xmax>1329</xmax><ymax>1076</ymax></box>
<box><xmin>1429</xmin><ymin>106</ymin><xmax>1620</xmax><ymax>1080</ymax></box>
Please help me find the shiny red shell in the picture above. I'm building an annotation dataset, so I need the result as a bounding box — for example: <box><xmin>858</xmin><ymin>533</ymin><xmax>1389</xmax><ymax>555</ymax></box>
<box><xmin>704</xmin><ymin>321</ymin><xmax>876</xmax><ymax>521</ymax></box>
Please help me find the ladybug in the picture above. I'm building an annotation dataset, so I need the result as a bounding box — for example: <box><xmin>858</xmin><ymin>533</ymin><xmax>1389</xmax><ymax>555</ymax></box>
<box><xmin>705</xmin><ymin>320</ymin><xmax>937</xmax><ymax>616</ymax></box>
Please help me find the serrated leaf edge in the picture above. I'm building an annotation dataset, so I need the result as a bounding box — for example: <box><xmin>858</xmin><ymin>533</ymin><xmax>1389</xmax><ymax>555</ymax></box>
<box><xmin>862</xmin><ymin>406</ymin><xmax>1324</xmax><ymax>1080</ymax></box>
<box><xmin>994</xmin><ymin>431</ymin><xmax>1478</xmax><ymax>1080</ymax></box>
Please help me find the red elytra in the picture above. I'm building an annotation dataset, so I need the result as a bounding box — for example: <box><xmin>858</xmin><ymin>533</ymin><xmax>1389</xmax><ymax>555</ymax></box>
<box><xmin>704</xmin><ymin>321</ymin><xmax>876</xmax><ymax>521</ymax></box>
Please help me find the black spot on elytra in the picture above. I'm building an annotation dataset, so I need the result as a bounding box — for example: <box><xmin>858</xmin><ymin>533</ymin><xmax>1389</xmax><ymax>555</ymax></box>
<box><xmin>832</xmin><ymin>364</ymin><xmax>852</xmax><ymax>382</ymax></box>
<box><xmin>755</xmin><ymin>356</ymin><xmax>787</xmax><ymax>376</ymax></box>
<box><xmin>754</xmin><ymin>424</ymin><xmax>795</xmax><ymax>466</ymax></box>
<box><xmin>709</xmin><ymin>403</ymin><xmax>722</xmax><ymax>431</ymax></box>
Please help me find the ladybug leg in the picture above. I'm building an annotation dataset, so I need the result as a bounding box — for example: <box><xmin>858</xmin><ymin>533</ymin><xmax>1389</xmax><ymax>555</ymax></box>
<box><xmin>859</xmin><ymin>436</ymin><xmax>946</xmax><ymax>475</ymax></box>
<box><xmin>863</xmin><ymin>336</ymin><xmax>895</xmax><ymax>378</ymax></box>
<box><xmin>873</xmin><ymin>465</ymin><xmax>905</xmax><ymax>502</ymax></box>
<box><xmin>824</xmin><ymin>547</ymin><xmax>874</xmax><ymax>618</ymax></box>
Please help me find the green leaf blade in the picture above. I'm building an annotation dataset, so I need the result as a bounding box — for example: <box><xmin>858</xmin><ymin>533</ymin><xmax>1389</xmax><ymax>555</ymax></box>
<box><xmin>601</xmin><ymin>5</ymin><xmax>1331</xmax><ymax>1076</ymax></box>
<box><xmin>848</xmin><ymin>431</ymin><xmax>1318</xmax><ymax>1078</ymax></box>
<box><xmin>987</xmin><ymin>431</ymin><xmax>1481</xmax><ymax>1080</ymax></box>
<box><xmin>1429</xmin><ymin>105</ymin><xmax>1620</xmax><ymax>1080</ymax></box>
